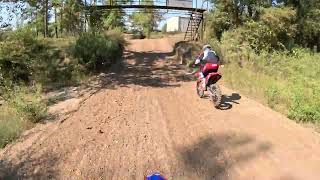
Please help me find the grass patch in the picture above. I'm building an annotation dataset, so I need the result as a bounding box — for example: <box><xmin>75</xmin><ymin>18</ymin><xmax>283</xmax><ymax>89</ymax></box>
<box><xmin>221</xmin><ymin>48</ymin><xmax>320</xmax><ymax>122</ymax></box>
<box><xmin>42</xmin><ymin>37</ymin><xmax>76</xmax><ymax>49</ymax></box>
<box><xmin>5</xmin><ymin>85</ymin><xmax>48</xmax><ymax>123</ymax></box>
<box><xmin>0</xmin><ymin>85</ymin><xmax>45</xmax><ymax>148</ymax></box>
<box><xmin>214</xmin><ymin>29</ymin><xmax>320</xmax><ymax>123</ymax></box>
<box><xmin>0</xmin><ymin>107</ymin><xmax>32</xmax><ymax>148</ymax></box>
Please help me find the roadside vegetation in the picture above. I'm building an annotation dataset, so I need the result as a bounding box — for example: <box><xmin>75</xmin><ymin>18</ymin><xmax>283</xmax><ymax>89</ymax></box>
<box><xmin>204</xmin><ymin>1</ymin><xmax>320</xmax><ymax>123</ymax></box>
<box><xmin>0</xmin><ymin>30</ymin><xmax>124</xmax><ymax>148</ymax></box>
<box><xmin>0</xmin><ymin>1</ymin><xmax>126</xmax><ymax>148</ymax></box>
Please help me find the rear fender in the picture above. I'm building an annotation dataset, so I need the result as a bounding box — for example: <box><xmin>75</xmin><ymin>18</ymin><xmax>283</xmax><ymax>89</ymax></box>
<box><xmin>206</xmin><ymin>73</ymin><xmax>222</xmax><ymax>85</ymax></box>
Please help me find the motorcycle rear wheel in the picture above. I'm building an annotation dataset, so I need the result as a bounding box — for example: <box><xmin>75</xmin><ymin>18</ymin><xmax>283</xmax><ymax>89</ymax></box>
<box><xmin>209</xmin><ymin>84</ymin><xmax>222</xmax><ymax>108</ymax></box>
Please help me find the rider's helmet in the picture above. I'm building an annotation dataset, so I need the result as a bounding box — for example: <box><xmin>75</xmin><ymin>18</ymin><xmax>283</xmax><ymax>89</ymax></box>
<box><xmin>202</xmin><ymin>44</ymin><xmax>212</xmax><ymax>50</ymax></box>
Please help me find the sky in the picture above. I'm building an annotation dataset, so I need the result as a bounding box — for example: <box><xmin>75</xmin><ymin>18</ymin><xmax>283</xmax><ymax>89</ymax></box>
<box><xmin>0</xmin><ymin>2</ymin><xmax>20</xmax><ymax>28</ymax></box>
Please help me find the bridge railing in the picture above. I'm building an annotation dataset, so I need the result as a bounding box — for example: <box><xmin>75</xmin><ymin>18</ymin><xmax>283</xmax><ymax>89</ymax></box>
<box><xmin>83</xmin><ymin>0</ymin><xmax>206</xmax><ymax>16</ymax></box>
<box><xmin>110</xmin><ymin>0</ymin><xmax>167</xmax><ymax>6</ymax></box>
<box><xmin>83</xmin><ymin>0</ymin><xmax>210</xmax><ymax>10</ymax></box>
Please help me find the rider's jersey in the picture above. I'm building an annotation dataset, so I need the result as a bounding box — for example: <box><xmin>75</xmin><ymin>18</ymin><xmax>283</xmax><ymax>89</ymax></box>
<box><xmin>196</xmin><ymin>49</ymin><xmax>219</xmax><ymax>64</ymax></box>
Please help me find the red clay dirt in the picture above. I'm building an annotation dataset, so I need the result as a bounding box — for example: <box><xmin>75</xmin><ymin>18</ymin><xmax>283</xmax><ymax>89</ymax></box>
<box><xmin>1</xmin><ymin>38</ymin><xmax>320</xmax><ymax>180</ymax></box>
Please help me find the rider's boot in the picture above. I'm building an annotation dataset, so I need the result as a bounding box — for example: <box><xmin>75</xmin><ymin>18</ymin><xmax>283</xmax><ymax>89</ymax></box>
<box><xmin>199</xmin><ymin>72</ymin><xmax>206</xmax><ymax>90</ymax></box>
<box><xmin>202</xmin><ymin>77</ymin><xmax>206</xmax><ymax>90</ymax></box>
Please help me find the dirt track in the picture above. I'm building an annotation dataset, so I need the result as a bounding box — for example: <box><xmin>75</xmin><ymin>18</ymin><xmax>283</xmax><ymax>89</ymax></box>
<box><xmin>1</xmin><ymin>38</ymin><xmax>320</xmax><ymax>180</ymax></box>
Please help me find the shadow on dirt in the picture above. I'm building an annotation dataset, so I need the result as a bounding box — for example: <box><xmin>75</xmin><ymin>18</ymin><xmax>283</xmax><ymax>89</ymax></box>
<box><xmin>0</xmin><ymin>149</ymin><xmax>59</xmax><ymax>179</ymax></box>
<box><xmin>97</xmin><ymin>50</ymin><xmax>195</xmax><ymax>89</ymax></box>
<box><xmin>218</xmin><ymin>93</ymin><xmax>242</xmax><ymax>110</ymax></box>
<box><xmin>44</xmin><ymin>49</ymin><xmax>195</xmax><ymax>120</ymax></box>
<box><xmin>201</xmin><ymin>93</ymin><xmax>241</xmax><ymax>110</ymax></box>
<box><xmin>45</xmin><ymin>42</ymin><xmax>198</xmax><ymax>107</ymax></box>
<box><xmin>178</xmin><ymin>132</ymin><xmax>271</xmax><ymax>179</ymax></box>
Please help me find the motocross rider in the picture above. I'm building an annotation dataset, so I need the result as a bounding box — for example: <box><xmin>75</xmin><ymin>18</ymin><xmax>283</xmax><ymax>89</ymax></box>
<box><xmin>195</xmin><ymin>44</ymin><xmax>220</xmax><ymax>89</ymax></box>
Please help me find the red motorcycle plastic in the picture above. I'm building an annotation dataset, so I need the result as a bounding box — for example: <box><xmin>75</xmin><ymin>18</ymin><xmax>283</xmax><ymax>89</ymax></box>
<box><xmin>195</xmin><ymin>63</ymin><xmax>222</xmax><ymax>108</ymax></box>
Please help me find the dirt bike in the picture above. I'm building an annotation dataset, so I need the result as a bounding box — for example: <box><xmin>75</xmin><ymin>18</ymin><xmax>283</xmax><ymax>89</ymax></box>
<box><xmin>193</xmin><ymin>62</ymin><xmax>222</xmax><ymax>108</ymax></box>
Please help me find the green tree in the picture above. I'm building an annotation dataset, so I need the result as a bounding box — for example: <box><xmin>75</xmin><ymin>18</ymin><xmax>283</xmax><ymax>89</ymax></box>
<box><xmin>88</xmin><ymin>6</ymin><xmax>104</xmax><ymax>33</ymax></box>
<box><xmin>129</xmin><ymin>0</ymin><xmax>160</xmax><ymax>37</ymax></box>
<box><xmin>275</xmin><ymin>0</ymin><xmax>320</xmax><ymax>50</ymax></box>
<box><xmin>297</xmin><ymin>0</ymin><xmax>320</xmax><ymax>50</ymax></box>
<box><xmin>61</xmin><ymin>0</ymin><xmax>83</xmax><ymax>35</ymax></box>
<box><xmin>103</xmin><ymin>10</ymin><xmax>124</xmax><ymax>30</ymax></box>
<box><xmin>207</xmin><ymin>0</ymin><xmax>273</xmax><ymax>40</ymax></box>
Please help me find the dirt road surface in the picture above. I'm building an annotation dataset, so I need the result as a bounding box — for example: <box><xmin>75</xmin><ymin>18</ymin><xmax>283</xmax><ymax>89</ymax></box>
<box><xmin>1</xmin><ymin>38</ymin><xmax>320</xmax><ymax>180</ymax></box>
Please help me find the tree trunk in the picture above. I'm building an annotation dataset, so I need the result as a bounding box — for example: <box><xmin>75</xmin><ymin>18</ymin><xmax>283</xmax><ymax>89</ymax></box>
<box><xmin>60</xmin><ymin>2</ymin><xmax>63</xmax><ymax>36</ymax></box>
<box><xmin>317</xmin><ymin>34</ymin><xmax>320</xmax><ymax>52</ymax></box>
<box><xmin>69</xmin><ymin>8</ymin><xmax>72</xmax><ymax>35</ymax></box>
<box><xmin>44</xmin><ymin>0</ymin><xmax>49</xmax><ymax>38</ymax></box>
<box><xmin>84</xmin><ymin>0</ymin><xmax>87</xmax><ymax>32</ymax></box>
<box><xmin>233</xmin><ymin>4</ymin><xmax>241</xmax><ymax>26</ymax></box>
<box><xmin>35</xmin><ymin>10</ymin><xmax>39</xmax><ymax>37</ymax></box>
<box><xmin>54</xmin><ymin>7</ymin><xmax>58</xmax><ymax>38</ymax></box>
<box><xmin>248</xmin><ymin>5</ymin><xmax>253</xmax><ymax>17</ymax></box>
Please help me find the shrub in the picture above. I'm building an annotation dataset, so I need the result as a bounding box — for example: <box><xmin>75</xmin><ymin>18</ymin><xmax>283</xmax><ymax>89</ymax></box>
<box><xmin>220</xmin><ymin>30</ymin><xmax>254</xmax><ymax>65</ymax></box>
<box><xmin>0</xmin><ymin>28</ymin><xmax>81</xmax><ymax>88</ymax></box>
<box><xmin>219</xmin><ymin>7</ymin><xmax>297</xmax><ymax>53</ymax></box>
<box><xmin>71</xmin><ymin>33</ymin><xmax>123</xmax><ymax>71</ymax></box>
<box><xmin>205</xmin><ymin>10</ymin><xmax>234</xmax><ymax>40</ymax></box>
<box><xmin>0</xmin><ymin>108</ymin><xmax>28</xmax><ymax>148</ymax></box>
<box><xmin>3</xmin><ymin>85</ymin><xmax>47</xmax><ymax>123</ymax></box>
<box><xmin>104</xmin><ymin>28</ymin><xmax>126</xmax><ymax>49</ymax></box>
<box><xmin>0</xmin><ymin>84</ymin><xmax>47</xmax><ymax>148</ymax></box>
<box><xmin>0</xmin><ymin>28</ymin><xmax>47</xmax><ymax>83</ymax></box>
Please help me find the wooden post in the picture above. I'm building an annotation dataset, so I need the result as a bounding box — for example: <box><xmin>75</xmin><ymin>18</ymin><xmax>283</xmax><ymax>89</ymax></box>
<box><xmin>166</xmin><ymin>0</ymin><xmax>169</xmax><ymax>12</ymax></box>
<box><xmin>201</xmin><ymin>14</ymin><xmax>204</xmax><ymax>41</ymax></box>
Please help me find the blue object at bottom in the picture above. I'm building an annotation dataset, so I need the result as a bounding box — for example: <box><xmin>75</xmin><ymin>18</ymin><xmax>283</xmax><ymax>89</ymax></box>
<box><xmin>146</xmin><ymin>173</ymin><xmax>166</xmax><ymax>180</ymax></box>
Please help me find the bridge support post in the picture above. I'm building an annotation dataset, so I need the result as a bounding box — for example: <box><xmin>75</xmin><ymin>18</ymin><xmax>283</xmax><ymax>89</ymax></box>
<box><xmin>201</xmin><ymin>13</ymin><xmax>204</xmax><ymax>41</ymax></box>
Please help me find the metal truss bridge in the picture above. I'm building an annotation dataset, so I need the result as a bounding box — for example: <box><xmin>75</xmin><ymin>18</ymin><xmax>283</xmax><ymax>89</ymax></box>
<box><xmin>85</xmin><ymin>0</ymin><xmax>209</xmax><ymax>40</ymax></box>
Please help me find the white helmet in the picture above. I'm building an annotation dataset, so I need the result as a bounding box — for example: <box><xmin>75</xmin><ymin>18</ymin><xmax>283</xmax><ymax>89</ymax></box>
<box><xmin>202</xmin><ymin>44</ymin><xmax>212</xmax><ymax>50</ymax></box>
